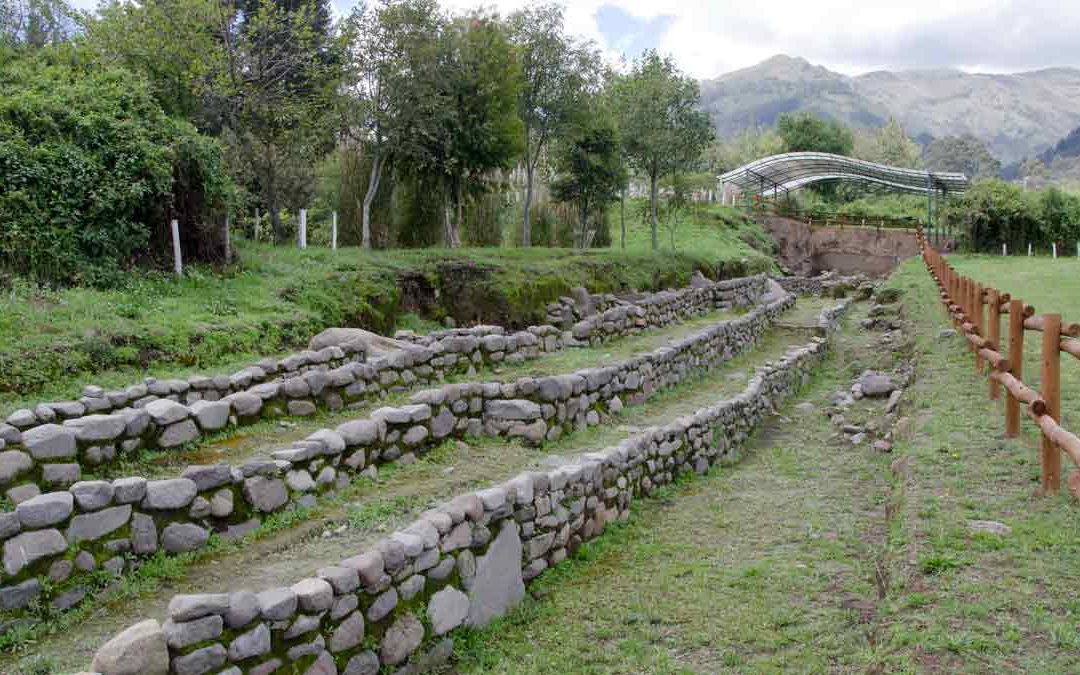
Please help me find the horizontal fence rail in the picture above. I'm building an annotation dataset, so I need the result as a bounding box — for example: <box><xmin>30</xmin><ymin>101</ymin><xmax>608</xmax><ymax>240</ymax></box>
<box><xmin>916</xmin><ymin>228</ymin><xmax>1080</xmax><ymax>498</ymax></box>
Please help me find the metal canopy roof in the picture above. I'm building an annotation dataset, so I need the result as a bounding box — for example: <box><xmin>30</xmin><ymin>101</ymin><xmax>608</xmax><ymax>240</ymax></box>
<box><xmin>718</xmin><ymin>152</ymin><xmax>969</xmax><ymax>196</ymax></box>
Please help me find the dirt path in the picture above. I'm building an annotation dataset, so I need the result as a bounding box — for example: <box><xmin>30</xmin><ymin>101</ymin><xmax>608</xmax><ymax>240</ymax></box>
<box><xmin>7</xmin><ymin>302</ymin><xmax>830</xmax><ymax>674</ymax></box>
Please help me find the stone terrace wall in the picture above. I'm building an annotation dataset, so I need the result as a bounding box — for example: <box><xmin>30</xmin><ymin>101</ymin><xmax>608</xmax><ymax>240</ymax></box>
<box><xmin>2</xmin><ymin>346</ymin><xmax>368</xmax><ymax>440</ymax></box>
<box><xmin>0</xmin><ymin>275</ymin><xmax>765</xmax><ymax>508</ymax></box>
<box><xmin>775</xmin><ymin>272</ymin><xmax>871</xmax><ymax>298</ymax></box>
<box><xmin>88</xmin><ymin>307</ymin><xmax>841</xmax><ymax>675</ymax></box>
<box><xmin>0</xmin><ymin>292</ymin><xmax>791</xmax><ymax>616</ymax></box>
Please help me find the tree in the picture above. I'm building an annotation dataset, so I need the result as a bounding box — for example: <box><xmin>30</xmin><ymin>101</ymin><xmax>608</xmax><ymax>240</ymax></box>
<box><xmin>705</xmin><ymin>127</ymin><xmax>784</xmax><ymax>174</ymax></box>
<box><xmin>406</xmin><ymin>12</ymin><xmax>522</xmax><ymax>247</ymax></box>
<box><xmin>777</xmin><ymin>112</ymin><xmax>854</xmax><ymax>156</ymax></box>
<box><xmin>612</xmin><ymin>50</ymin><xmax>712</xmax><ymax>251</ymax></box>
<box><xmin>550</xmin><ymin>108</ymin><xmax>624</xmax><ymax>248</ymax></box>
<box><xmin>214</xmin><ymin>0</ymin><xmax>343</xmax><ymax>242</ymax></box>
<box><xmin>924</xmin><ymin>134</ymin><xmax>1001</xmax><ymax>179</ymax></box>
<box><xmin>85</xmin><ymin>0</ymin><xmax>223</xmax><ymax>123</ymax></box>
<box><xmin>342</xmin><ymin>0</ymin><xmax>444</xmax><ymax>248</ymax></box>
<box><xmin>854</xmin><ymin>118</ymin><xmax>922</xmax><ymax>168</ymax></box>
<box><xmin>508</xmin><ymin>3</ymin><xmax>599</xmax><ymax>247</ymax></box>
<box><xmin>1</xmin><ymin>0</ymin><xmax>80</xmax><ymax>49</ymax></box>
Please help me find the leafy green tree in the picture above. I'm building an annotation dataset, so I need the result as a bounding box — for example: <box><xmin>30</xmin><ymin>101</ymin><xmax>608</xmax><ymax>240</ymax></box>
<box><xmin>1</xmin><ymin>0</ymin><xmax>80</xmax><ymax>49</ymax></box>
<box><xmin>854</xmin><ymin>118</ymin><xmax>922</xmax><ymax>168</ymax></box>
<box><xmin>508</xmin><ymin>2</ymin><xmax>599</xmax><ymax>247</ymax></box>
<box><xmin>924</xmin><ymin>134</ymin><xmax>1001</xmax><ymax>179</ymax></box>
<box><xmin>84</xmin><ymin>0</ymin><xmax>223</xmax><ymax>123</ymax></box>
<box><xmin>215</xmin><ymin>0</ymin><xmax>343</xmax><ymax>242</ymax></box>
<box><xmin>612</xmin><ymin>50</ymin><xmax>713</xmax><ymax>251</ymax></box>
<box><xmin>342</xmin><ymin>0</ymin><xmax>445</xmax><ymax>248</ymax></box>
<box><xmin>776</xmin><ymin>112</ymin><xmax>854</xmax><ymax>156</ymax></box>
<box><xmin>550</xmin><ymin>108</ymin><xmax>624</xmax><ymax>248</ymax></box>
<box><xmin>403</xmin><ymin>12</ymin><xmax>522</xmax><ymax>247</ymax></box>
<box><xmin>704</xmin><ymin>127</ymin><xmax>784</xmax><ymax>174</ymax></box>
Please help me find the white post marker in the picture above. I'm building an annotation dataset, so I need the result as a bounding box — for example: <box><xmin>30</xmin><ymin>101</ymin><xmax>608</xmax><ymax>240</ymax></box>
<box><xmin>299</xmin><ymin>209</ymin><xmax>307</xmax><ymax>249</ymax></box>
<box><xmin>1028</xmin><ymin>242</ymin><xmax>1033</xmax><ymax>257</ymax></box>
<box><xmin>224</xmin><ymin>214</ymin><xmax>231</xmax><ymax>264</ymax></box>
<box><xmin>1053</xmin><ymin>242</ymin><xmax>1058</xmax><ymax>259</ymax></box>
<box><xmin>254</xmin><ymin>208</ymin><xmax>261</xmax><ymax>242</ymax></box>
<box><xmin>331</xmin><ymin>211</ymin><xmax>338</xmax><ymax>250</ymax></box>
<box><xmin>170</xmin><ymin>218</ymin><xmax>182</xmax><ymax>277</ymax></box>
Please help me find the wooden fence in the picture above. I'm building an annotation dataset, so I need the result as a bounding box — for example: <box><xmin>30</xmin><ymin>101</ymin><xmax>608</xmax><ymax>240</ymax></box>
<box><xmin>916</xmin><ymin>228</ymin><xmax>1080</xmax><ymax>498</ymax></box>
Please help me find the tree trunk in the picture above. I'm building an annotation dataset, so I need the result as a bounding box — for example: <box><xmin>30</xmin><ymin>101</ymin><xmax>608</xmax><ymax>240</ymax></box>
<box><xmin>453</xmin><ymin>183</ymin><xmax>464</xmax><ymax>248</ymax></box>
<box><xmin>270</xmin><ymin>206</ymin><xmax>282</xmax><ymax>245</ymax></box>
<box><xmin>361</xmin><ymin>152</ymin><xmax>384</xmax><ymax>250</ymax></box>
<box><xmin>620</xmin><ymin>189</ymin><xmax>626</xmax><ymax>250</ymax></box>
<box><xmin>579</xmin><ymin>203</ymin><xmax>589</xmax><ymax>249</ymax></box>
<box><xmin>650</xmin><ymin>172</ymin><xmax>659</xmax><ymax>252</ymax></box>
<box><xmin>522</xmin><ymin>147</ymin><xmax>533</xmax><ymax>247</ymax></box>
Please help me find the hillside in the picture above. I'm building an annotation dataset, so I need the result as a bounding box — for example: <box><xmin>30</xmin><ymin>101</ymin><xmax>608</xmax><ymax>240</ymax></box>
<box><xmin>700</xmin><ymin>55</ymin><xmax>1080</xmax><ymax>164</ymax></box>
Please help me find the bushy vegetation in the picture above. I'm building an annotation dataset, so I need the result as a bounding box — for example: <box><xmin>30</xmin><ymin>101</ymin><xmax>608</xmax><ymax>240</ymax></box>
<box><xmin>942</xmin><ymin>179</ymin><xmax>1080</xmax><ymax>252</ymax></box>
<box><xmin>0</xmin><ymin>54</ymin><xmax>230</xmax><ymax>285</ymax></box>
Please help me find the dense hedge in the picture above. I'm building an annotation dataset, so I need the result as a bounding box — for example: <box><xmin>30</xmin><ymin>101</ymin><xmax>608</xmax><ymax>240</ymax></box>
<box><xmin>942</xmin><ymin>179</ymin><xmax>1080</xmax><ymax>252</ymax></box>
<box><xmin>0</xmin><ymin>56</ymin><xmax>230</xmax><ymax>285</ymax></box>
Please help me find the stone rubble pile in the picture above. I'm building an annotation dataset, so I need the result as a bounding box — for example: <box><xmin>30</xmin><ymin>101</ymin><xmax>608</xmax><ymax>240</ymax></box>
<box><xmin>88</xmin><ymin>306</ymin><xmax>840</xmax><ymax>675</ymax></box>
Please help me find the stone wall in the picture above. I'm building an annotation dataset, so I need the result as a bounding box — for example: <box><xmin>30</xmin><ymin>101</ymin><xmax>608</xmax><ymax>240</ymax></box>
<box><xmin>0</xmin><ymin>288</ymin><xmax>787</xmax><ymax>616</ymax></box>
<box><xmin>87</xmin><ymin>301</ymin><xmax>843</xmax><ymax>675</ymax></box>
<box><xmin>0</xmin><ymin>276</ymin><xmax>765</xmax><ymax>506</ymax></box>
<box><xmin>775</xmin><ymin>272</ymin><xmax>872</xmax><ymax>298</ymax></box>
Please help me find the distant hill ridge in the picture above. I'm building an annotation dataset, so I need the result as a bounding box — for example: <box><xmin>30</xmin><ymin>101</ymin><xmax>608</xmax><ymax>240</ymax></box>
<box><xmin>700</xmin><ymin>55</ymin><xmax>1080</xmax><ymax>164</ymax></box>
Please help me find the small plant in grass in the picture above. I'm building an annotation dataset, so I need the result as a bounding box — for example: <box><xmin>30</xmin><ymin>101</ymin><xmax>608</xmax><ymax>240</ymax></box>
<box><xmin>918</xmin><ymin>553</ymin><xmax>965</xmax><ymax>575</ymax></box>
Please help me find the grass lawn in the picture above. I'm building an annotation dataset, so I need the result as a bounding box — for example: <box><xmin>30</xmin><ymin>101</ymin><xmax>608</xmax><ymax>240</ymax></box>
<box><xmin>947</xmin><ymin>254</ymin><xmax>1080</xmax><ymax>435</ymax></box>
<box><xmin>0</xmin><ymin>206</ymin><xmax>773</xmax><ymax>411</ymax></box>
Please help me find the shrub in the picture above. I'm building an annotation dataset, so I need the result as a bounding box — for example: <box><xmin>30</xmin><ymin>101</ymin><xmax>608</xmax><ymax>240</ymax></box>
<box><xmin>0</xmin><ymin>55</ymin><xmax>230</xmax><ymax>285</ymax></box>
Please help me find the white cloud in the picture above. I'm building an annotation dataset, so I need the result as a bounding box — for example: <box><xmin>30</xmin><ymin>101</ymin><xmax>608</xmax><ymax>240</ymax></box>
<box><xmin>70</xmin><ymin>0</ymin><xmax>1080</xmax><ymax>79</ymax></box>
<box><xmin>438</xmin><ymin>0</ymin><xmax>1080</xmax><ymax>78</ymax></box>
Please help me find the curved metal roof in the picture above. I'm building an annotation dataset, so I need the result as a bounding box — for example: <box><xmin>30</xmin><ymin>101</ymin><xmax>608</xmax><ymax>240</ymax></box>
<box><xmin>718</xmin><ymin>152</ymin><xmax>969</xmax><ymax>196</ymax></box>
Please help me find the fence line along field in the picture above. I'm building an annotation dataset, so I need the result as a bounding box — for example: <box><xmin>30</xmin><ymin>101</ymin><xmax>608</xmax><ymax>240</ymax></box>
<box><xmin>918</xmin><ymin>228</ymin><xmax>1080</xmax><ymax>497</ymax></box>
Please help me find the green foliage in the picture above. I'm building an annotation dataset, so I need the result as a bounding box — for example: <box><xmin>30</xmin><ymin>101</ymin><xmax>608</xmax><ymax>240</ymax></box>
<box><xmin>611</xmin><ymin>50</ymin><xmax>713</xmax><ymax>250</ymax></box>
<box><xmin>462</xmin><ymin>191</ymin><xmax>508</xmax><ymax>247</ymax></box>
<box><xmin>776</xmin><ymin>111</ymin><xmax>854</xmax><ymax>156</ymax></box>
<box><xmin>551</xmin><ymin>108</ymin><xmax>625</xmax><ymax>248</ymax></box>
<box><xmin>0</xmin><ymin>56</ymin><xmax>229</xmax><ymax>285</ymax></box>
<box><xmin>853</xmin><ymin>118</ymin><xmax>922</xmax><ymax>169</ymax></box>
<box><xmin>924</xmin><ymin>134</ymin><xmax>1001</xmax><ymax>178</ymax></box>
<box><xmin>941</xmin><ymin>179</ymin><xmax>1080</xmax><ymax>251</ymax></box>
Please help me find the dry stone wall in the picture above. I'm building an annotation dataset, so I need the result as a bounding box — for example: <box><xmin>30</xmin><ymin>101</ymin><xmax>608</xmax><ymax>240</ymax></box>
<box><xmin>775</xmin><ymin>272</ymin><xmax>872</xmax><ymax>298</ymax></box>
<box><xmin>0</xmin><ymin>276</ymin><xmax>765</xmax><ymax>506</ymax></box>
<box><xmin>88</xmin><ymin>300</ymin><xmax>844</xmax><ymax>675</ymax></box>
<box><xmin>0</xmin><ymin>288</ymin><xmax>787</xmax><ymax>617</ymax></box>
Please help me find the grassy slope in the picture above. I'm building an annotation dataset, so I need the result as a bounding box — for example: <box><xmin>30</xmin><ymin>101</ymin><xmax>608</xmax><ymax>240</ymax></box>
<box><xmin>0</xmin><ymin>206</ymin><xmax>773</xmax><ymax>409</ymax></box>
<box><xmin>452</xmin><ymin>262</ymin><xmax>1080</xmax><ymax>672</ymax></box>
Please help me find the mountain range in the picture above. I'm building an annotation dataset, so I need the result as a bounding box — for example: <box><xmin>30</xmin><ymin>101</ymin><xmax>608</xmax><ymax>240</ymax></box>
<box><xmin>699</xmin><ymin>55</ymin><xmax>1080</xmax><ymax>165</ymax></box>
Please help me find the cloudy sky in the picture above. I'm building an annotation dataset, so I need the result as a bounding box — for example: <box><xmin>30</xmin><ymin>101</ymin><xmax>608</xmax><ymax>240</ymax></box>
<box><xmin>68</xmin><ymin>0</ymin><xmax>1080</xmax><ymax>79</ymax></box>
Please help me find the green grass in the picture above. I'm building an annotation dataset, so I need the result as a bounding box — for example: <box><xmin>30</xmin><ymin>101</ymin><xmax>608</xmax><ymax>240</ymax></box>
<box><xmin>0</xmin><ymin>207</ymin><xmax>774</xmax><ymax>410</ymax></box>
<box><xmin>947</xmin><ymin>253</ymin><xmax>1080</xmax><ymax>430</ymax></box>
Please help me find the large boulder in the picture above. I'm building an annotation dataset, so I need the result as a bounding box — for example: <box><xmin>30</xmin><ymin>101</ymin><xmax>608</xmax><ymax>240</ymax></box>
<box><xmin>91</xmin><ymin>620</ymin><xmax>170</xmax><ymax>675</ymax></box>
<box><xmin>308</xmin><ymin>328</ymin><xmax>410</xmax><ymax>356</ymax></box>
<box><xmin>466</xmin><ymin>520</ymin><xmax>525</xmax><ymax>626</ymax></box>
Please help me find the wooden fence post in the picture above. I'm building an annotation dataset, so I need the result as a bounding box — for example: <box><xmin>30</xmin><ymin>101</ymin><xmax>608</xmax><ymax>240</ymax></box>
<box><xmin>974</xmin><ymin>282</ymin><xmax>985</xmax><ymax>373</ymax></box>
<box><xmin>254</xmin><ymin>208</ymin><xmax>261</xmax><ymax>242</ymax></box>
<box><xmin>988</xmin><ymin>288</ymin><xmax>1001</xmax><ymax>400</ymax></box>
<box><xmin>298</xmin><ymin>209</ymin><xmax>307</xmax><ymax>249</ymax></box>
<box><xmin>1041</xmin><ymin>314</ymin><xmax>1062</xmax><ymax>495</ymax></box>
<box><xmin>1006</xmin><ymin>298</ymin><xmax>1024</xmax><ymax>438</ymax></box>
<box><xmin>331</xmin><ymin>211</ymin><xmax>338</xmax><ymax>251</ymax></box>
<box><xmin>170</xmin><ymin>218</ymin><xmax>183</xmax><ymax>277</ymax></box>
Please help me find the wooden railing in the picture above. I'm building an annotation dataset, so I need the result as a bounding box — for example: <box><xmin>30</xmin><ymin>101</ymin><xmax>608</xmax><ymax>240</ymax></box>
<box><xmin>916</xmin><ymin>227</ymin><xmax>1080</xmax><ymax>498</ymax></box>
